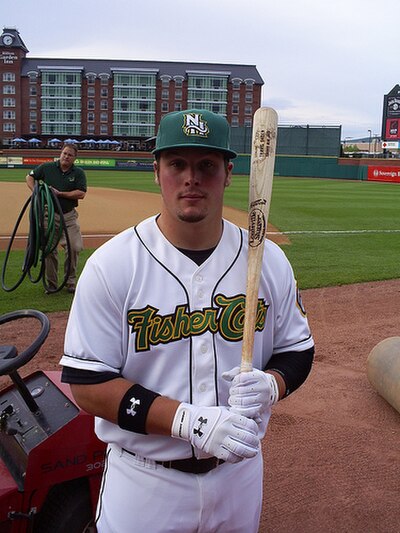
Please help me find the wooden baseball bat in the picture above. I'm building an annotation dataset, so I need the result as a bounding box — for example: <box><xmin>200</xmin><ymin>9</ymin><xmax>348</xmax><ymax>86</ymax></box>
<box><xmin>241</xmin><ymin>107</ymin><xmax>278</xmax><ymax>372</ymax></box>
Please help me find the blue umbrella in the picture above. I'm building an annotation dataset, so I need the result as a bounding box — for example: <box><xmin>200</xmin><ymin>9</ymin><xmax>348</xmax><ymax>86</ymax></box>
<box><xmin>12</xmin><ymin>137</ymin><xmax>27</xmax><ymax>143</ymax></box>
<box><xmin>28</xmin><ymin>138</ymin><xmax>41</xmax><ymax>143</ymax></box>
<box><xmin>49</xmin><ymin>138</ymin><xmax>62</xmax><ymax>143</ymax></box>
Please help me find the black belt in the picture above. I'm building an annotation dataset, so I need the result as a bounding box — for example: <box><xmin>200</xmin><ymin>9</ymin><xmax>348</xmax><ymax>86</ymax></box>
<box><xmin>122</xmin><ymin>449</ymin><xmax>224</xmax><ymax>474</ymax></box>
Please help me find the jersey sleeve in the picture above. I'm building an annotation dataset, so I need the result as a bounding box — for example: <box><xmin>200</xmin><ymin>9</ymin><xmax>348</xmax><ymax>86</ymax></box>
<box><xmin>60</xmin><ymin>252</ymin><xmax>126</xmax><ymax>375</ymax></box>
<box><xmin>264</xmin><ymin>241</ymin><xmax>314</xmax><ymax>355</ymax></box>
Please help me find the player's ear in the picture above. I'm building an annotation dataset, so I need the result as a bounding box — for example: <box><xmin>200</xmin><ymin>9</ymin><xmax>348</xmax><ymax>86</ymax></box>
<box><xmin>224</xmin><ymin>162</ymin><xmax>233</xmax><ymax>187</ymax></box>
<box><xmin>153</xmin><ymin>161</ymin><xmax>160</xmax><ymax>185</ymax></box>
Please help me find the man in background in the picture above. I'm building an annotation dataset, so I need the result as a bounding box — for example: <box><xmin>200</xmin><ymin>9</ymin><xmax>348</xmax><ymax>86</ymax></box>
<box><xmin>26</xmin><ymin>142</ymin><xmax>87</xmax><ymax>293</ymax></box>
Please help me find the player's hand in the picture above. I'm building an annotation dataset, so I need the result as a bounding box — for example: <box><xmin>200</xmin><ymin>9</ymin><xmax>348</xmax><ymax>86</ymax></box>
<box><xmin>222</xmin><ymin>367</ymin><xmax>279</xmax><ymax>420</ymax></box>
<box><xmin>171</xmin><ymin>403</ymin><xmax>259</xmax><ymax>463</ymax></box>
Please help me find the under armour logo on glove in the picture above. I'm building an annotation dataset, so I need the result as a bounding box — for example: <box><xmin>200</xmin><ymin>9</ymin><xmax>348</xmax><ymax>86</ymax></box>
<box><xmin>126</xmin><ymin>397</ymin><xmax>141</xmax><ymax>417</ymax></box>
<box><xmin>193</xmin><ymin>416</ymin><xmax>208</xmax><ymax>438</ymax></box>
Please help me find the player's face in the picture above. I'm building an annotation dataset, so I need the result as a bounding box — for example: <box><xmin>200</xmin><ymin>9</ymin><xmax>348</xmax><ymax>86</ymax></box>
<box><xmin>155</xmin><ymin>148</ymin><xmax>233</xmax><ymax>228</ymax></box>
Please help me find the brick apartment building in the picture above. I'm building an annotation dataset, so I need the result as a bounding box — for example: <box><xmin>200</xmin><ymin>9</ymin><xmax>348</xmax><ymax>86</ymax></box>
<box><xmin>0</xmin><ymin>27</ymin><xmax>263</xmax><ymax>149</ymax></box>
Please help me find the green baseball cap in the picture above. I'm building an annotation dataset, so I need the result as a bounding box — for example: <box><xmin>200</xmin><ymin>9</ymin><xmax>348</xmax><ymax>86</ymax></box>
<box><xmin>152</xmin><ymin>108</ymin><xmax>237</xmax><ymax>159</ymax></box>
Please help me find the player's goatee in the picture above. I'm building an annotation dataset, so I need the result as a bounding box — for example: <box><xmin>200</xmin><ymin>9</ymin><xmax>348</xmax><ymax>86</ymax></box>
<box><xmin>178</xmin><ymin>213</ymin><xmax>206</xmax><ymax>223</ymax></box>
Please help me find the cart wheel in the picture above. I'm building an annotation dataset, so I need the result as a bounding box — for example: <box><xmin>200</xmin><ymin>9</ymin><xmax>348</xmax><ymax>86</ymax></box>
<box><xmin>33</xmin><ymin>478</ymin><xmax>96</xmax><ymax>533</ymax></box>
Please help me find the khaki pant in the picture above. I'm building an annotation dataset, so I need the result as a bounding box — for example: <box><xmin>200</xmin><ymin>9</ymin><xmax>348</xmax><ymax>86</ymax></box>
<box><xmin>45</xmin><ymin>209</ymin><xmax>83</xmax><ymax>291</ymax></box>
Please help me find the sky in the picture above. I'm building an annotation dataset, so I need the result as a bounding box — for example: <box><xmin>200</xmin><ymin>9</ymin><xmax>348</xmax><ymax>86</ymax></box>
<box><xmin>5</xmin><ymin>0</ymin><xmax>400</xmax><ymax>140</ymax></box>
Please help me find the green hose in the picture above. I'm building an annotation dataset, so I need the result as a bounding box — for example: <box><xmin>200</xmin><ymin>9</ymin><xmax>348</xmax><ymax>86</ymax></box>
<box><xmin>1</xmin><ymin>181</ymin><xmax>71</xmax><ymax>293</ymax></box>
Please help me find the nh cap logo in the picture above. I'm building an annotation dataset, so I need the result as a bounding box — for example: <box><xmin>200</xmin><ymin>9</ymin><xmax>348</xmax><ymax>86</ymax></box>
<box><xmin>182</xmin><ymin>113</ymin><xmax>209</xmax><ymax>137</ymax></box>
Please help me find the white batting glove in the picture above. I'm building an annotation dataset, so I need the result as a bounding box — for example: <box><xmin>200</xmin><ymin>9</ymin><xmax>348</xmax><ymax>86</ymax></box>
<box><xmin>222</xmin><ymin>367</ymin><xmax>279</xmax><ymax>420</ymax></box>
<box><xmin>171</xmin><ymin>403</ymin><xmax>260</xmax><ymax>464</ymax></box>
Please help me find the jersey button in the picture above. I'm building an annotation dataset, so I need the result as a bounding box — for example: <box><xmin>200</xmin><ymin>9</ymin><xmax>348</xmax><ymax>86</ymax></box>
<box><xmin>200</xmin><ymin>344</ymin><xmax>208</xmax><ymax>354</ymax></box>
<box><xmin>199</xmin><ymin>383</ymin><xmax>207</xmax><ymax>393</ymax></box>
<box><xmin>195</xmin><ymin>275</ymin><xmax>203</xmax><ymax>282</ymax></box>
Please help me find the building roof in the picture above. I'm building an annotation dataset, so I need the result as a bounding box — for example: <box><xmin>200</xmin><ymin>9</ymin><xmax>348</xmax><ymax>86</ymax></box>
<box><xmin>21</xmin><ymin>57</ymin><xmax>264</xmax><ymax>83</ymax></box>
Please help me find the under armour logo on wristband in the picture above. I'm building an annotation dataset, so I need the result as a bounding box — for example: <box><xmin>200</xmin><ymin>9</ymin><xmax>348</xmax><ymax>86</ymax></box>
<box><xmin>193</xmin><ymin>416</ymin><xmax>207</xmax><ymax>437</ymax></box>
<box><xmin>126</xmin><ymin>397</ymin><xmax>140</xmax><ymax>417</ymax></box>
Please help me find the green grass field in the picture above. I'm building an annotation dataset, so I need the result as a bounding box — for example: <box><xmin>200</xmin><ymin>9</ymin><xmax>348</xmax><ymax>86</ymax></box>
<box><xmin>1</xmin><ymin>168</ymin><xmax>399</xmax><ymax>314</ymax></box>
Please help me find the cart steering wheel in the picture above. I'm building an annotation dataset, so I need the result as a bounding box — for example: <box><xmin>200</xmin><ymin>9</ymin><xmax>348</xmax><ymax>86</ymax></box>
<box><xmin>0</xmin><ymin>309</ymin><xmax>50</xmax><ymax>375</ymax></box>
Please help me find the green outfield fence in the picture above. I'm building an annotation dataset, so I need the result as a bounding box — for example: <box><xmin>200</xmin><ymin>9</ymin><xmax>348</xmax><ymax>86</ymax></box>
<box><xmin>0</xmin><ymin>152</ymin><xmax>368</xmax><ymax>180</ymax></box>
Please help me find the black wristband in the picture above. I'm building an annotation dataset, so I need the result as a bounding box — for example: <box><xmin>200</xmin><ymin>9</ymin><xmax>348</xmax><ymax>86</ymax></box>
<box><xmin>267</xmin><ymin>368</ymin><xmax>290</xmax><ymax>397</ymax></box>
<box><xmin>118</xmin><ymin>384</ymin><xmax>160</xmax><ymax>435</ymax></box>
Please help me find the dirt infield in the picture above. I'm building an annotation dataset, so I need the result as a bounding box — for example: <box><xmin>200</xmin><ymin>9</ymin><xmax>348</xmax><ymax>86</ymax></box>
<box><xmin>1</xmin><ymin>183</ymin><xmax>399</xmax><ymax>532</ymax></box>
<box><xmin>0</xmin><ymin>182</ymin><xmax>289</xmax><ymax>249</ymax></box>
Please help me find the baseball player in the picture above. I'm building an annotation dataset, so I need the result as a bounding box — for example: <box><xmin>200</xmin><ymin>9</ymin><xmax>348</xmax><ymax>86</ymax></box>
<box><xmin>60</xmin><ymin>109</ymin><xmax>314</xmax><ymax>533</ymax></box>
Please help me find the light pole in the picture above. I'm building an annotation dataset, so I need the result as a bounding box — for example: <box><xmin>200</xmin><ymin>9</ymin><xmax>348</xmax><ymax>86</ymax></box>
<box><xmin>368</xmin><ymin>129</ymin><xmax>372</xmax><ymax>154</ymax></box>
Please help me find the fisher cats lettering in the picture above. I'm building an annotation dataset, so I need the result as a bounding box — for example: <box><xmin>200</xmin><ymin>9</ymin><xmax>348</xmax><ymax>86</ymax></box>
<box><xmin>127</xmin><ymin>294</ymin><xmax>268</xmax><ymax>352</ymax></box>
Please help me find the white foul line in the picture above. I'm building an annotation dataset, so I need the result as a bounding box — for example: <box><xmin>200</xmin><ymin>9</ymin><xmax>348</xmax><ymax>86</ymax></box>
<box><xmin>267</xmin><ymin>229</ymin><xmax>400</xmax><ymax>235</ymax></box>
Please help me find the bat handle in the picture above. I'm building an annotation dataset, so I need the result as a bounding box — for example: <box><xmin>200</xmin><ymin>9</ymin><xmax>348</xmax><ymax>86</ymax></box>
<box><xmin>240</xmin><ymin>361</ymin><xmax>253</xmax><ymax>373</ymax></box>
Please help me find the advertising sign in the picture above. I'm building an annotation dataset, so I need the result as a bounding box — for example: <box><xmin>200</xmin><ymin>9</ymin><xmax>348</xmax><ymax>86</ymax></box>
<box><xmin>382</xmin><ymin>85</ymin><xmax>400</xmax><ymax>141</ymax></box>
<box><xmin>23</xmin><ymin>157</ymin><xmax>54</xmax><ymax>165</ymax></box>
<box><xmin>368</xmin><ymin>165</ymin><xmax>400</xmax><ymax>183</ymax></box>
<box><xmin>385</xmin><ymin>119</ymin><xmax>400</xmax><ymax>140</ymax></box>
<box><xmin>75</xmin><ymin>158</ymin><xmax>115</xmax><ymax>167</ymax></box>
<box><xmin>115</xmin><ymin>160</ymin><xmax>154</xmax><ymax>170</ymax></box>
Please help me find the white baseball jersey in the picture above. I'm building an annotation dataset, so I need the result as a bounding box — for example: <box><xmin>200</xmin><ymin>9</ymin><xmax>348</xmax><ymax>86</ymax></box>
<box><xmin>61</xmin><ymin>216</ymin><xmax>313</xmax><ymax>461</ymax></box>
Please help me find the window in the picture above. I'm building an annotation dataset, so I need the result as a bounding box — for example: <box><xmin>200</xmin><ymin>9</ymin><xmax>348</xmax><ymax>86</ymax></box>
<box><xmin>48</xmin><ymin>74</ymin><xmax>56</xmax><ymax>84</ymax></box>
<box><xmin>162</xmin><ymin>89</ymin><xmax>169</xmax><ymax>100</ymax></box>
<box><xmin>212</xmin><ymin>79</ymin><xmax>221</xmax><ymax>89</ymax></box>
<box><xmin>245</xmin><ymin>80</ymin><xmax>254</xmax><ymax>91</ymax></box>
<box><xmin>101</xmin><ymin>87</ymin><xmax>108</xmax><ymax>97</ymax></box>
<box><xmin>66</xmin><ymin>74</ymin><xmax>75</xmax><ymax>84</ymax></box>
<box><xmin>232</xmin><ymin>92</ymin><xmax>240</xmax><ymax>102</ymax></box>
<box><xmin>30</xmin><ymin>123</ymin><xmax>37</xmax><ymax>133</ymax></box>
<box><xmin>244</xmin><ymin>118</ymin><xmax>252</xmax><ymax>127</ymax></box>
<box><xmin>100</xmin><ymin>125</ymin><xmax>108</xmax><ymax>135</ymax></box>
<box><xmin>88</xmin><ymin>100</ymin><xmax>95</xmax><ymax>110</ymax></box>
<box><xmin>162</xmin><ymin>77</ymin><xmax>170</xmax><ymax>87</ymax></box>
<box><xmin>87</xmin><ymin>74</ymin><xmax>96</xmax><ymax>84</ymax></box>
<box><xmin>175</xmin><ymin>78</ymin><xmax>183</xmax><ymax>88</ymax></box>
<box><xmin>231</xmin><ymin>116</ymin><xmax>239</xmax><ymax>127</ymax></box>
<box><xmin>3</xmin><ymin>123</ymin><xmax>16</xmax><ymax>132</ymax></box>
<box><xmin>139</xmin><ymin>101</ymin><xmax>148</xmax><ymax>111</ymax></box>
<box><xmin>161</xmin><ymin>102</ymin><xmax>169</xmax><ymax>112</ymax></box>
<box><xmin>175</xmin><ymin>89</ymin><xmax>182</xmax><ymax>100</ymax></box>
<box><xmin>245</xmin><ymin>105</ymin><xmax>252</xmax><ymax>115</ymax></box>
<box><xmin>3</xmin><ymin>110</ymin><xmax>15</xmax><ymax>119</ymax></box>
<box><xmin>87</xmin><ymin>112</ymin><xmax>95</xmax><ymax>122</ymax></box>
<box><xmin>87</xmin><ymin>124</ymin><xmax>95</xmax><ymax>134</ymax></box>
<box><xmin>245</xmin><ymin>92</ymin><xmax>253</xmax><ymax>103</ymax></box>
<box><xmin>101</xmin><ymin>100</ymin><xmax>108</xmax><ymax>110</ymax></box>
<box><xmin>3</xmin><ymin>72</ymin><xmax>15</xmax><ymax>82</ymax></box>
<box><xmin>30</xmin><ymin>111</ymin><xmax>37</xmax><ymax>121</ymax></box>
<box><xmin>88</xmin><ymin>87</ymin><xmax>95</xmax><ymax>97</ymax></box>
<box><xmin>232</xmin><ymin>104</ymin><xmax>239</xmax><ymax>115</ymax></box>
<box><xmin>232</xmin><ymin>79</ymin><xmax>241</xmax><ymax>89</ymax></box>
<box><xmin>30</xmin><ymin>99</ymin><xmax>37</xmax><ymax>109</ymax></box>
<box><xmin>30</xmin><ymin>86</ymin><xmax>37</xmax><ymax>96</ymax></box>
<box><xmin>3</xmin><ymin>98</ymin><xmax>15</xmax><ymax>107</ymax></box>
<box><xmin>174</xmin><ymin>103</ymin><xmax>182</xmax><ymax>111</ymax></box>
<box><xmin>100</xmin><ymin>112</ymin><xmax>108</xmax><ymax>122</ymax></box>
<box><xmin>3</xmin><ymin>85</ymin><xmax>15</xmax><ymax>94</ymax></box>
